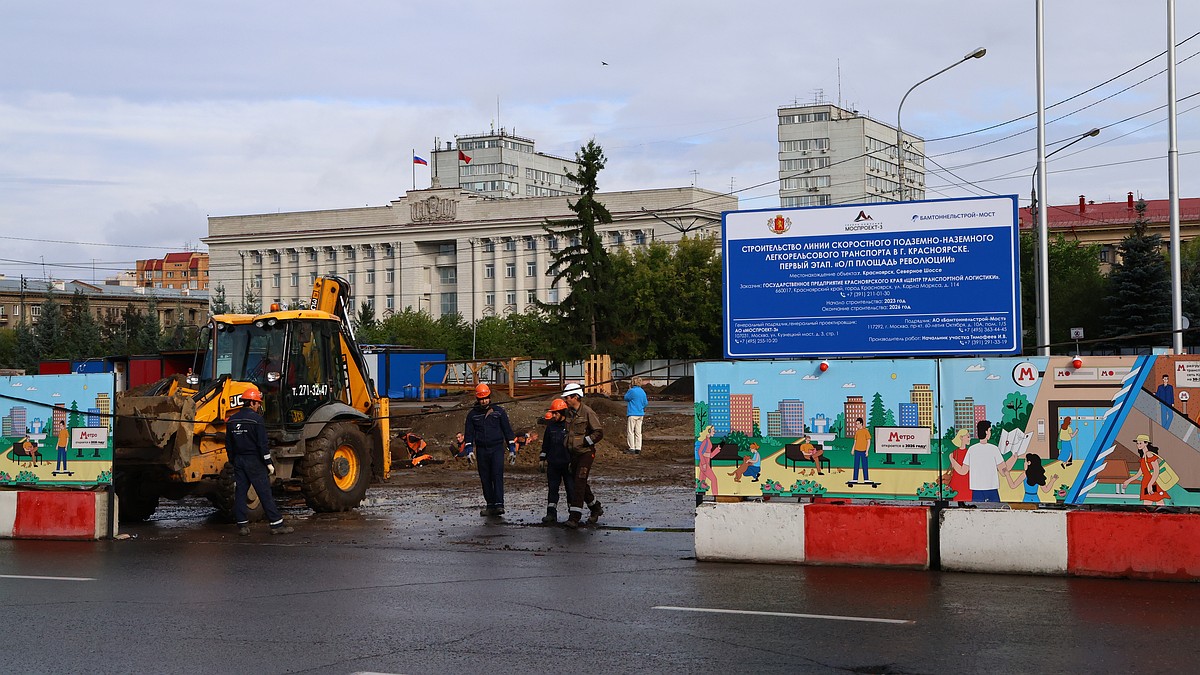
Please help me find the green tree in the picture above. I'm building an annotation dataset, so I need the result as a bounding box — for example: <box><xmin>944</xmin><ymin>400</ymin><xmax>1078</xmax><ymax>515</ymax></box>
<box><xmin>240</xmin><ymin>287</ymin><xmax>261</xmax><ymax>314</ymax></box>
<box><xmin>540</xmin><ymin>140</ymin><xmax>614</xmax><ymax>361</ymax></box>
<box><xmin>354</xmin><ymin>300</ymin><xmax>377</xmax><ymax>335</ymax></box>
<box><xmin>694</xmin><ymin>401</ymin><xmax>710</xmax><ymax>436</ymax></box>
<box><xmin>367</xmin><ymin>308</ymin><xmax>471</xmax><ymax>359</ymax></box>
<box><xmin>134</xmin><ymin>298</ymin><xmax>163</xmax><ymax>354</ymax></box>
<box><xmin>1020</xmin><ymin>232</ymin><xmax>1108</xmax><ymax>352</ymax></box>
<box><xmin>1101</xmin><ymin>199</ymin><xmax>1171</xmax><ymax>349</ymax></box>
<box><xmin>33</xmin><ymin>295</ymin><xmax>68</xmax><ymax>360</ymax></box>
<box><xmin>63</xmin><ymin>291</ymin><xmax>102</xmax><ymax>359</ymax></box>
<box><xmin>868</xmin><ymin>392</ymin><xmax>888</xmax><ymax>431</ymax></box>
<box><xmin>607</xmin><ymin>235</ymin><xmax>723</xmax><ymax>362</ymax></box>
<box><xmin>210</xmin><ymin>282</ymin><xmax>232</xmax><ymax>315</ymax></box>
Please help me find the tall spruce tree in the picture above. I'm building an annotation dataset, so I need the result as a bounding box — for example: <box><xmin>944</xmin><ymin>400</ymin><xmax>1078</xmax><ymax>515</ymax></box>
<box><xmin>33</xmin><ymin>295</ymin><xmax>67</xmax><ymax>360</ymax></box>
<box><xmin>210</xmin><ymin>282</ymin><xmax>232</xmax><ymax>315</ymax></box>
<box><xmin>539</xmin><ymin>140</ymin><xmax>614</xmax><ymax>360</ymax></box>
<box><xmin>1101</xmin><ymin>199</ymin><xmax>1171</xmax><ymax>348</ymax></box>
<box><xmin>63</xmin><ymin>290</ymin><xmax>102</xmax><ymax>359</ymax></box>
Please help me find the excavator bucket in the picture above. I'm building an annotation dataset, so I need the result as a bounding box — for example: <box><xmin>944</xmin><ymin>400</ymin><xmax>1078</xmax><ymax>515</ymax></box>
<box><xmin>114</xmin><ymin>393</ymin><xmax>200</xmax><ymax>473</ymax></box>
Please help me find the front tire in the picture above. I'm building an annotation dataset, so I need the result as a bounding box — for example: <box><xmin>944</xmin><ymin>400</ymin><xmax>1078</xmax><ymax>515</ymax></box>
<box><xmin>209</xmin><ymin>463</ymin><xmax>266</xmax><ymax>523</ymax></box>
<box><xmin>299</xmin><ymin>422</ymin><xmax>371</xmax><ymax>512</ymax></box>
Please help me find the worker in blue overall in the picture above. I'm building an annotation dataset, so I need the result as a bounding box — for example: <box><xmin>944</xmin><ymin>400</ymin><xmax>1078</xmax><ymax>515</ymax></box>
<box><xmin>463</xmin><ymin>383</ymin><xmax>515</xmax><ymax>517</ymax></box>
<box><xmin>226</xmin><ymin>386</ymin><xmax>294</xmax><ymax>536</ymax></box>
<box><xmin>537</xmin><ymin>398</ymin><xmax>576</xmax><ymax>524</ymax></box>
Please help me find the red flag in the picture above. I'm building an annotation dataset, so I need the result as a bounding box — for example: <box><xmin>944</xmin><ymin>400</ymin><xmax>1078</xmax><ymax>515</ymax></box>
<box><xmin>458</xmin><ymin>149</ymin><xmax>472</xmax><ymax>164</ymax></box>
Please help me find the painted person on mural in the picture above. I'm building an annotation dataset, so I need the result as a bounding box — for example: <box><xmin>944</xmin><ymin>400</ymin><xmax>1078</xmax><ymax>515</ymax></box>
<box><xmin>946</xmin><ymin>427</ymin><xmax>972</xmax><ymax>503</ymax></box>
<box><xmin>1121</xmin><ymin>434</ymin><xmax>1171</xmax><ymax>505</ymax></box>
<box><xmin>1156</xmin><ymin>375</ymin><xmax>1175</xmax><ymax>429</ymax></box>
<box><xmin>851</xmin><ymin>417</ymin><xmax>871</xmax><ymax>482</ymax></box>
<box><xmin>696</xmin><ymin>424</ymin><xmax>719</xmax><ymax>498</ymax></box>
<box><xmin>951</xmin><ymin>419</ymin><xmax>1019</xmax><ymax>502</ymax></box>
<box><xmin>1005</xmin><ymin>453</ymin><xmax>1059</xmax><ymax>503</ymax></box>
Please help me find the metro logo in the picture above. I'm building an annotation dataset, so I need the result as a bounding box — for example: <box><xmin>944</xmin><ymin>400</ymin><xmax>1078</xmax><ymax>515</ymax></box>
<box><xmin>1012</xmin><ymin>361</ymin><xmax>1040</xmax><ymax>387</ymax></box>
<box><xmin>887</xmin><ymin>432</ymin><xmax>916</xmax><ymax>442</ymax></box>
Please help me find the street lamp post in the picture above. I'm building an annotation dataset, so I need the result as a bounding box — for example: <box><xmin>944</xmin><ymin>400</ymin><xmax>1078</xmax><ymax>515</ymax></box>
<box><xmin>896</xmin><ymin>47</ymin><xmax>987</xmax><ymax>202</ymax></box>
<box><xmin>1029</xmin><ymin>127</ymin><xmax>1101</xmax><ymax>355</ymax></box>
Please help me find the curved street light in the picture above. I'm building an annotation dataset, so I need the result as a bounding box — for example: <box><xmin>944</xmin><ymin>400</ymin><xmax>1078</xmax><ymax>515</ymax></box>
<box><xmin>1029</xmin><ymin>128</ymin><xmax>1101</xmax><ymax>218</ymax></box>
<box><xmin>896</xmin><ymin>47</ymin><xmax>987</xmax><ymax>202</ymax></box>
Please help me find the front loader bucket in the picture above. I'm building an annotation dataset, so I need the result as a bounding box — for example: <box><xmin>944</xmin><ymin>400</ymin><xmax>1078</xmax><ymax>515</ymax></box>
<box><xmin>114</xmin><ymin>393</ymin><xmax>200</xmax><ymax>472</ymax></box>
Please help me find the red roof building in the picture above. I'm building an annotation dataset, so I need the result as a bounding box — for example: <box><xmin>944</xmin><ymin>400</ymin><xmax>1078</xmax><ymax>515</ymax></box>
<box><xmin>135</xmin><ymin>252</ymin><xmax>209</xmax><ymax>290</ymax></box>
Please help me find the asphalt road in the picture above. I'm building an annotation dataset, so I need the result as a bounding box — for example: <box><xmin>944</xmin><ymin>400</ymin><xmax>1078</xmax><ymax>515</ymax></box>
<box><xmin>4</xmin><ymin>476</ymin><xmax>1200</xmax><ymax>674</ymax></box>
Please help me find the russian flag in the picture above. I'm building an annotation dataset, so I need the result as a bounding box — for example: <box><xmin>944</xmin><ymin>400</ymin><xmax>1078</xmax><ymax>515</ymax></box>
<box><xmin>413</xmin><ymin>155</ymin><xmax>428</xmax><ymax>166</ymax></box>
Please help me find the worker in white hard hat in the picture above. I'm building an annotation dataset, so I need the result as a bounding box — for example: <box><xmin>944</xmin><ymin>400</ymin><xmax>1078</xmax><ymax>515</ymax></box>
<box><xmin>560</xmin><ymin>382</ymin><xmax>605</xmax><ymax>528</ymax></box>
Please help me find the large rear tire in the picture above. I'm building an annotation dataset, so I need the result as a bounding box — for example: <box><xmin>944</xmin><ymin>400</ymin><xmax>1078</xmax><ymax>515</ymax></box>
<box><xmin>114</xmin><ymin>471</ymin><xmax>159</xmax><ymax>524</ymax></box>
<box><xmin>299</xmin><ymin>422</ymin><xmax>371</xmax><ymax>512</ymax></box>
<box><xmin>209</xmin><ymin>463</ymin><xmax>266</xmax><ymax>523</ymax></box>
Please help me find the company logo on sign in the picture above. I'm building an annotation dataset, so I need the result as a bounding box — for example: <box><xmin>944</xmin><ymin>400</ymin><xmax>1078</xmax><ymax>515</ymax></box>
<box><xmin>887</xmin><ymin>431</ymin><xmax>916</xmax><ymax>441</ymax></box>
<box><xmin>768</xmin><ymin>214</ymin><xmax>792</xmax><ymax>234</ymax></box>
<box><xmin>71</xmin><ymin>427</ymin><xmax>108</xmax><ymax>449</ymax></box>
<box><xmin>875</xmin><ymin>426</ymin><xmax>931</xmax><ymax>455</ymax></box>
<box><xmin>853</xmin><ymin>211</ymin><xmax>874</xmax><ymax>222</ymax></box>
<box><xmin>1013</xmin><ymin>361</ymin><xmax>1040</xmax><ymax>387</ymax></box>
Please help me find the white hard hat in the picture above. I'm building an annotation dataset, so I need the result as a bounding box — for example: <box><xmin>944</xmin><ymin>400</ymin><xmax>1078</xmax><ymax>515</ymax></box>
<box><xmin>562</xmin><ymin>382</ymin><xmax>584</xmax><ymax>398</ymax></box>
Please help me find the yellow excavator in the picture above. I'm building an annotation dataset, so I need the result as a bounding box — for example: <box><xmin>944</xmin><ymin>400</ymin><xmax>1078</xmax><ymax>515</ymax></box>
<box><xmin>113</xmin><ymin>276</ymin><xmax>390</xmax><ymax>522</ymax></box>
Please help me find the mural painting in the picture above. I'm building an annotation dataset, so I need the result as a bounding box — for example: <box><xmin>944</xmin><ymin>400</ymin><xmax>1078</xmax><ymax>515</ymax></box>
<box><xmin>695</xmin><ymin>355</ymin><xmax>1200</xmax><ymax>507</ymax></box>
<box><xmin>0</xmin><ymin>374</ymin><xmax>114</xmax><ymax>487</ymax></box>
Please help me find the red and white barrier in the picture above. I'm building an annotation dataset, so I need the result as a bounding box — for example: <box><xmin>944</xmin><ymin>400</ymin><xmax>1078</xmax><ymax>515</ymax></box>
<box><xmin>0</xmin><ymin>491</ymin><xmax>112</xmax><ymax>540</ymax></box>
<box><xmin>695</xmin><ymin>502</ymin><xmax>805</xmax><ymax>563</ymax></box>
<box><xmin>804</xmin><ymin>504</ymin><xmax>930</xmax><ymax>568</ymax></box>
<box><xmin>1067</xmin><ymin>511</ymin><xmax>1200</xmax><ymax>581</ymax></box>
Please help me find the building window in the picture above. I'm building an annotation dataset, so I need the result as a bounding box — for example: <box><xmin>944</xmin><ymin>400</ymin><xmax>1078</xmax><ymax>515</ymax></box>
<box><xmin>526</xmin><ymin>262</ymin><xmax>536</xmax><ymax>277</ymax></box>
<box><xmin>289</xmin><ymin>273</ymin><xmax>298</xmax><ymax>287</ymax></box>
<box><xmin>272</xmin><ymin>273</ymin><xmax>280</xmax><ymax>288</ymax></box>
<box><xmin>482</xmin><ymin>240</ymin><xmax>494</xmax><ymax>253</ymax></box>
<box><xmin>505</xmin><ymin>291</ymin><xmax>516</xmax><ymax>306</ymax></box>
<box><xmin>504</xmin><ymin>239</ymin><xmax>516</xmax><ymax>252</ymax></box>
<box><xmin>289</xmin><ymin>250</ymin><xmax>299</xmax><ymax>263</ymax></box>
<box><xmin>612</xmin><ymin>232</ymin><xmax>624</xmax><ymax>246</ymax></box>
<box><xmin>780</xmin><ymin>157</ymin><xmax>831</xmax><ymax>172</ymax></box>
<box><xmin>1100</xmin><ymin>247</ymin><xmax>1111</xmax><ymax>263</ymax></box>
<box><xmin>270</xmin><ymin>251</ymin><xmax>281</xmax><ymax>263</ymax></box>
<box><xmin>252</xmin><ymin>253</ymin><xmax>262</xmax><ymax>264</ymax></box>
<box><xmin>309</xmin><ymin>272</ymin><xmax>318</xmax><ymax>284</ymax></box>
<box><xmin>781</xmin><ymin>175</ymin><xmax>832</xmax><ymax>190</ymax></box>
<box><xmin>484</xmin><ymin>264</ymin><xmax>495</xmax><ymax>279</ymax></box>
<box><xmin>385</xmin><ymin>296</ymin><xmax>394</xmax><ymax>310</ymax></box>
<box><xmin>439</xmin><ymin>243</ymin><xmax>455</xmax><ymax>255</ymax></box>
<box><xmin>364</xmin><ymin>246</ymin><xmax>374</xmax><ymax>259</ymax></box>
<box><xmin>348</xmin><ymin>272</ymin><xmax>356</xmax><ymax>285</ymax></box>
<box><xmin>327</xmin><ymin>249</ymin><xmax>337</xmax><ymax>261</ymax></box>
<box><xmin>384</xmin><ymin>245</ymin><xmax>394</xmax><ymax>258</ymax></box>
<box><xmin>548</xmin><ymin>287</ymin><xmax>559</xmax><ymax>304</ymax></box>
<box><xmin>31</xmin><ymin>306</ymin><xmax>40</xmax><ymax>318</ymax></box>
<box><xmin>385</xmin><ymin>268</ymin><xmax>394</xmax><ymax>283</ymax></box>
<box><xmin>366</xmin><ymin>270</ymin><xmax>375</xmax><ymax>284</ymax></box>
<box><xmin>166</xmin><ymin>272</ymin><xmax>174</xmax><ymax>279</ymax></box>
<box><xmin>634</xmin><ymin>231</ymin><xmax>647</xmax><ymax>245</ymax></box>
<box><xmin>781</xmin><ymin>194</ymin><xmax>832</xmax><ymax>207</ymax></box>
<box><xmin>779</xmin><ymin>138</ymin><xmax>831</xmax><ymax>152</ymax></box>
<box><xmin>440</xmin><ymin>292</ymin><xmax>457</xmax><ymax>316</ymax></box>
<box><xmin>525</xmin><ymin>237</ymin><xmax>537</xmax><ymax>250</ymax></box>
<box><xmin>438</xmin><ymin>267</ymin><xmax>456</xmax><ymax>284</ymax></box>
<box><xmin>345</xmin><ymin>247</ymin><xmax>355</xmax><ymax>260</ymax></box>
<box><xmin>527</xmin><ymin>290</ymin><xmax>537</xmax><ymax>304</ymax></box>
<box><xmin>505</xmin><ymin>263</ymin><xmax>516</xmax><ymax>278</ymax></box>
<box><xmin>485</xmin><ymin>292</ymin><xmax>495</xmax><ymax>307</ymax></box>
<box><xmin>307</xmin><ymin>249</ymin><xmax>317</xmax><ymax>262</ymax></box>
<box><xmin>253</xmin><ymin>275</ymin><xmax>262</xmax><ymax>289</ymax></box>
<box><xmin>365</xmin><ymin>297</ymin><xmax>375</xmax><ymax>309</ymax></box>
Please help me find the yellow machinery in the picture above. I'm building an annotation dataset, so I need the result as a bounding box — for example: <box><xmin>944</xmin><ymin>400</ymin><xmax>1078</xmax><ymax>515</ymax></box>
<box><xmin>113</xmin><ymin>276</ymin><xmax>391</xmax><ymax>522</ymax></box>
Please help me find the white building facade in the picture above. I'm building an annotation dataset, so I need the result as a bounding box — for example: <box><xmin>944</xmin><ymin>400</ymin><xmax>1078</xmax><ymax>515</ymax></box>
<box><xmin>203</xmin><ymin>186</ymin><xmax>734</xmax><ymax>321</ymax></box>
<box><xmin>429</xmin><ymin>128</ymin><xmax>581</xmax><ymax>200</ymax></box>
<box><xmin>778</xmin><ymin>103</ymin><xmax>926</xmax><ymax>208</ymax></box>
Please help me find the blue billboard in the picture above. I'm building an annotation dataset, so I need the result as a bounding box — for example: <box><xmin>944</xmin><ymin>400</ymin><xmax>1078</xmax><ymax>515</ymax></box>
<box><xmin>723</xmin><ymin>195</ymin><xmax>1021</xmax><ymax>359</ymax></box>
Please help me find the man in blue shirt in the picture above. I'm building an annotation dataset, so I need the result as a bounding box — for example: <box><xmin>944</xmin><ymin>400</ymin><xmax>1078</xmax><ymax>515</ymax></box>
<box><xmin>463</xmin><ymin>383</ymin><xmax>515</xmax><ymax>517</ymax></box>
<box><xmin>623</xmin><ymin>376</ymin><xmax>648</xmax><ymax>455</ymax></box>
<box><xmin>1156</xmin><ymin>374</ymin><xmax>1175</xmax><ymax>429</ymax></box>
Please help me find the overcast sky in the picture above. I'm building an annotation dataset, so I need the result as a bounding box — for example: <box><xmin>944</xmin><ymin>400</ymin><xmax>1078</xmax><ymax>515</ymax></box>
<box><xmin>2</xmin><ymin>1</ymin><xmax>1198</xmax><ymax>283</ymax></box>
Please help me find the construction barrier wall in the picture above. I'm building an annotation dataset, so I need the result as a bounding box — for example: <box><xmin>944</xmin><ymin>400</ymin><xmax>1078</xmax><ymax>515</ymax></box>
<box><xmin>0</xmin><ymin>490</ymin><xmax>113</xmax><ymax>540</ymax></box>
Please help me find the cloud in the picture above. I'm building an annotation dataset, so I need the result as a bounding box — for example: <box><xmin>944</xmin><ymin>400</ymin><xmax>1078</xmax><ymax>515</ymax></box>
<box><xmin>802</xmin><ymin>374</ymin><xmax>820</xmax><ymax>380</ymax></box>
<box><xmin>779</xmin><ymin>369</ymin><xmax>796</xmax><ymax>375</ymax></box>
<box><xmin>743</xmin><ymin>378</ymin><xmax>758</xmax><ymax>385</ymax></box>
<box><xmin>842</xmin><ymin>382</ymin><xmax>856</xmax><ymax>388</ymax></box>
<box><xmin>986</xmin><ymin>374</ymin><xmax>1001</xmax><ymax>380</ymax></box>
<box><xmin>965</xmin><ymin>363</ymin><xmax>986</xmax><ymax>372</ymax></box>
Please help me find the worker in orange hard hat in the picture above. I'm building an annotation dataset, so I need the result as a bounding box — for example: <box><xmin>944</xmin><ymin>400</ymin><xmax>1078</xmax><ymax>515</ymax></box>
<box><xmin>536</xmin><ymin>398</ymin><xmax>575</xmax><ymax>524</ymax></box>
<box><xmin>463</xmin><ymin>382</ymin><xmax>515</xmax><ymax>517</ymax></box>
<box><xmin>226</xmin><ymin>386</ymin><xmax>293</xmax><ymax>536</ymax></box>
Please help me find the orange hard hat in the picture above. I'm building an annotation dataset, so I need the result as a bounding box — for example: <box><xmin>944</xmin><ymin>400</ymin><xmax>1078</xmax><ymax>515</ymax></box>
<box><xmin>544</xmin><ymin>412</ymin><xmax>554</xmax><ymax>420</ymax></box>
<box><xmin>474</xmin><ymin>383</ymin><xmax>492</xmax><ymax>398</ymax></box>
<box><xmin>241</xmin><ymin>387</ymin><xmax>263</xmax><ymax>402</ymax></box>
<box><xmin>548</xmin><ymin>398</ymin><xmax>568</xmax><ymax>412</ymax></box>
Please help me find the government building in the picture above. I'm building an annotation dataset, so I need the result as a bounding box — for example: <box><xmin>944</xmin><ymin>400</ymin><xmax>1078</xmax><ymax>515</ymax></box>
<box><xmin>203</xmin><ymin>185</ymin><xmax>735</xmax><ymax>321</ymax></box>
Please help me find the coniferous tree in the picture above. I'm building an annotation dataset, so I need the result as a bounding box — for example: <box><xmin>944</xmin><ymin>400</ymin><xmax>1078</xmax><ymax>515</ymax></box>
<box><xmin>63</xmin><ymin>291</ymin><xmax>103</xmax><ymax>359</ymax></box>
<box><xmin>134</xmin><ymin>298</ymin><xmax>163</xmax><ymax>354</ymax></box>
<box><xmin>210</xmin><ymin>282</ymin><xmax>232</xmax><ymax>315</ymax></box>
<box><xmin>539</xmin><ymin>140</ymin><xmax>614</xmax><ymax>361</ymax></box>
<box><xmin>1101</xmin><ymin>199</ymin><xmax>1171</xmax><ymax>349</ymax></box>
<box><xmin>33</xmin><ymin>295</ymin><xmax>67</xmax><ymax>360</ymax></box>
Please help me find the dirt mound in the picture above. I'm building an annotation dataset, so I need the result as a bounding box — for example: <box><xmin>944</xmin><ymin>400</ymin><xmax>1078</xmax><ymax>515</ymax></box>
<box><xmin>658</xmin><ymin>376</ymin><xmax>694</xmax><ymax>398</ymax></box>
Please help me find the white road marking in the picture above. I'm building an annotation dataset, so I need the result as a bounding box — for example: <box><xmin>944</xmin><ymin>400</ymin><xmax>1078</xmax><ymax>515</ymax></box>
<box><xmin>0</xmin><ymin>574</ymin><xmax>96</xmax><ymax>582</ymax></box>
<box><xmin>653</xmin><ymin>605</ymin><xmax>914</xmax><ymax>625</ymax></box>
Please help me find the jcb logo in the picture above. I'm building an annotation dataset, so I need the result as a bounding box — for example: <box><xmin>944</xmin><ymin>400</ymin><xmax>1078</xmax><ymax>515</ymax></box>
<box><xmin>229</xmin><ymin>394</ymin><xmax>244</xmax><ymax>408</ymax></box>
<box><xmin>1012</xmin><ymin>362</ymin><xmax>1040</xmax><ymax>387</ymax></box>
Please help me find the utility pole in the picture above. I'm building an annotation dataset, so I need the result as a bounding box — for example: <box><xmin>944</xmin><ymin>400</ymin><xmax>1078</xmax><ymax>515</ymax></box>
<box><xmin>19</xmin><ymin>274</ymin><xmax>26</xmax><ymax>325</ymax></box>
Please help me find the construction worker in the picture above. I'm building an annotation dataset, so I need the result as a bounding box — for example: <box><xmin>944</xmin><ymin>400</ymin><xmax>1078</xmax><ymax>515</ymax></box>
<box><xmin>226</xmin><ymin>386</ymin><xmax>294</xmax><ymax>536</ymax></box>
<box><xmin>561</xmin><ymin>382</ymin><xmax>605</xmax><ymax>528</ymax></box>
<box><xmin>537</xmin><ymin>399</ymin><xmax>575</xmax><ymax>524</ymax></box>
<box><xmin>510</xmin><ymin>429</ymin><xmax>538</xmax><ymax>465</ymax></box>
<box><xmin>449</xmin><ymin>432</ymin><xmax>474</xmax><ymax>464</ymax></box>
<box><xmin>463</xmin><ymin>383</ymin><xmax>515</xmax><ymax>517</ymax></box>
<box><xmin>402</xmin><ymin>432</ymin><xmax>435</xmax><ymax>467</ymax></box>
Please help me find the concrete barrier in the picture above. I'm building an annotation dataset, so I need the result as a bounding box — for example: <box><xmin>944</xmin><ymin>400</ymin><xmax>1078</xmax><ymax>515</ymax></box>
<box><xmin>695</xmin><ymin>501</ymin><xmax>805</xmax><ymax>563</ymax></box>
<box><xmin>0</xmin><ymin>491</ymin><xmax>112</xmax><ymax>540</ymax></box>
<box><xmin>941</xmin><ymin>509</ymin><xmax>1067</xmax><ymax>575</ymax></box>
<box><xmin>804</xmin><ymin>504</ymin><xmax>929</xmax><ymax>569</ymax></box>
<box><xmin>1067</xmin><ymin>511</ymin><xmax>1200</xmax><ymax>581</ymax></box>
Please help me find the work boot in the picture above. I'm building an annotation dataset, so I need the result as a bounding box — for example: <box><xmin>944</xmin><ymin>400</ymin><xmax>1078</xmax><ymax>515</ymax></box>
<box><xmin>494</xmin><ymin>506</ymin><xmax>505</xmax><ymax>516</ymax></box>
<box><xmin>586</xmin><ymin>501</ymin><xmax>604</xmax><ymax>525</ymax></box>
<box><xmin>269</xmin><ymin>525</ymin><xmax>294</xmax><ymax>535</ymax></box>
<box><xmin>564</xmin><ymin>513</ymin><xmax>582</xmax><ymax>529</ymax></box>
<box><xmin>237</xmin><ymin>525</ymin><xmax>251</xmax><ymax>537</ymax></box>
<box><xmin>541</xmin><ymin>506</ymin><xmax>558</xmax><ymax>524</ymax></box>
<box><xmin>480</xmin><ymin>507</ymin><xmax>494</xmax><ymax>517</ymax></box>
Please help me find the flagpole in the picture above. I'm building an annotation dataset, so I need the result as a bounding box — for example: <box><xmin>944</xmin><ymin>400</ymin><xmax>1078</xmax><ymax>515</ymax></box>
<box><xmin>412</xmin><ymin>148</ymin><xmax>416</xmax><ymax>191</ymax></box>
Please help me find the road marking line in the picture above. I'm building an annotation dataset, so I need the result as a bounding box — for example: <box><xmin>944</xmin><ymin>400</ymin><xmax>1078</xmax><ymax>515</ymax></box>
<box><xmin>653</xmin><ymin>605</ymin><xmax>914</xmax><ymax>625</ymax></box>
<box><xmin>0</xmin><ymin>574</ymin><xmax>96</xmax><ymax>582</ymax></box>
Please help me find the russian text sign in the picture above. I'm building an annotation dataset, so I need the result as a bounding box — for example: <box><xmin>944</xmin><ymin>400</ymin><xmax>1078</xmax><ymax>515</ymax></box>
<box><xmin>723</xmin><ymin>195</ymin><xmax>1021</xmax><ymax>358</ymax></box>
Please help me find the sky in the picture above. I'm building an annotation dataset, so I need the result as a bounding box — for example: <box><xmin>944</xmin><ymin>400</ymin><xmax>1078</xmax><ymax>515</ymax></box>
<box><xmin>2</xmin><ymin>1</ymin><xmax>1198</xmax><ymax>284</ymax></box>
